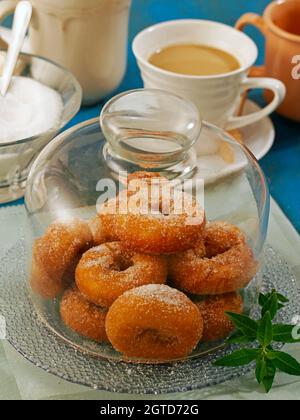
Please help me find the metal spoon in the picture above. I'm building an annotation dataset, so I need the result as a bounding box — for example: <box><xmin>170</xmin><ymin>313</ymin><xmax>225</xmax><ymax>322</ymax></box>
<box><xmin>0</xmin><ymin>1</ymin><xmax>32</xmax><ymax>97</ymax></box>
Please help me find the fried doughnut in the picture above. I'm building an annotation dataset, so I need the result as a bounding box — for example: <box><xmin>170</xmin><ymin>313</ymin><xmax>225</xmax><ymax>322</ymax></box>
<box><xmin>106</xmin><ymin>284</ymin><xmax>203</xmax><ymax>360</ymax></box>
<box><xmin>168</xmin><ymin>221</ymin><xmax>257</xmax><ymax>295</ymax></box>
<box><xmin>125</xmin><ymin>171</ymin><xmax>165</xmax><ymax>187</ymax></box>
<box><xmin>99</xmin><ymin>172</ymin><xmax>205</xmax><ymax>254</ymax></box>
<box><xmin>196</xmin><ymin>293</ymin><xmax>243</xmax><ymax>342</ymax></box>
<box><xmin>76</xmin><ymin>242</ymin><xmax>168</xmax><ymax>307</ymax></box>
<box><xmin>30</xmin><ymin>219</ymin><xmax>93</xmax><ymax>299</ymax></box>
<box><xmin>88</xmin><ymin>216</ymin><xmax>116</xmax><ymax>245</ymax></box>
<box><xmin>60</xmin><ymin>288</ymin><xmax>108</xmax><ymax>342</ymax></box>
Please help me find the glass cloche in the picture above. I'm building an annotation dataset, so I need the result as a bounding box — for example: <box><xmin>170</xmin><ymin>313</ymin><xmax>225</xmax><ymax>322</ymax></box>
<box><xmin>24</xmin><ymin>89</ymin><xmax>270</xmax><ymax>363</ymax></box>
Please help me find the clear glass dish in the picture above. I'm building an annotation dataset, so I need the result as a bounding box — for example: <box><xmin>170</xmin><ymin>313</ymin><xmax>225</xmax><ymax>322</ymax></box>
<box><xmin>25</xmin><ymin>89</ymin><xmax>270</xmax><ymax>364</ymax></box>
<box><xmin>0</xmin><ymin>51</ymin><xmax>82</xmax><ymax>204</ymax></box>
<box><xmin>2</xmin><ymin>243</ymin><xmax>298</xmax><ymax>393</ymax></box>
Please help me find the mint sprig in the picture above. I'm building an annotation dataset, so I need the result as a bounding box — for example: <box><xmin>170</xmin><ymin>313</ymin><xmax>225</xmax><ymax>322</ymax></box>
<box><xmin>214</xmin><ymin>290</ymin><xmax>300</xmax><ymax>393</ymax></box>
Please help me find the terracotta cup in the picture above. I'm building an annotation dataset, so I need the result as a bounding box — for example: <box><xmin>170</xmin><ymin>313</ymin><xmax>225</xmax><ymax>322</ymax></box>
<box><xmin>236</xmin><ymin>0</ymin><xmax>300</xmax><ymax>122</ymax></box>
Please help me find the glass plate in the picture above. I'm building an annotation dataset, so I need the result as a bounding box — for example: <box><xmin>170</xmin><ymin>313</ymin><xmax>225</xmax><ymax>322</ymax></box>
<box><xmin>1</xmin><ymin>242</ymin><xmax>299</xmax><ymax>395</ymax></box>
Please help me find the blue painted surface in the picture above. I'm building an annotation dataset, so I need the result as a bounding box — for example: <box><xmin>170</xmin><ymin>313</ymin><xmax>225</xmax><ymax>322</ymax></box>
<box><xmin>2</xmin><ymin>0</ymin><xmax>300</xmax><ymax>232</ymax></box>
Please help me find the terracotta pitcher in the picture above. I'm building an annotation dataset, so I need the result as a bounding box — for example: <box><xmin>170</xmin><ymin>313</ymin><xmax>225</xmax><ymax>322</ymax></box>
<box><xmin>236</xmin><ymin>0</ymin><xmax>300</xmax><ymax>122</ymax></box>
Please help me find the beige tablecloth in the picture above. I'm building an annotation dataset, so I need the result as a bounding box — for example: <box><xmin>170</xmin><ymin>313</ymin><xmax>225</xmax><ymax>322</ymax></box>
<box><xmin>0</xmin><ymin>198</ymin><xmax>299</xmax><ymax>400</ymax></box>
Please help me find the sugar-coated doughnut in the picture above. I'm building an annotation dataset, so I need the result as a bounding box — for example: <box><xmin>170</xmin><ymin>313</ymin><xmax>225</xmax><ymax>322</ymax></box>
<box><xmin>88</xmin><ymin>216</ymin><xmax>116</xmax><ymax>245</ymax></box>
<box><xmin>125</xmin><ymin>171</ymin><xmax>165</xmax><ymax>187</ymax></box>
<box><xmin>30</xmin><ymin>219</ymin><xmax>93</xmax><ymax>299</ymax></box>
<box><xmin>105</xmin><ymin>284</ymin><xmax>203</xmax><ymax>360</ymax></box>
<box><xmin>196</xmin><ymin>293</ymin><xmax>243</xmax><ymax>342</ymax></box>
<box><xmin>76</xmin><ymin>242</ymin><xmax>168</xmax><ymax>307</ymax></box>
<box><xmin>60</xmin><ymin>288</ymin><xmax>108</xmax><ymax>342</ymax></box>
<box><xmin>99</xmin><ymin>172</ymin><xmax>206</xmax><ymax>254</ymax></box>
<box><xmin>168</xmin><ymin>221</ymin><xmax>257</xmax><ymax>295</ymax></box>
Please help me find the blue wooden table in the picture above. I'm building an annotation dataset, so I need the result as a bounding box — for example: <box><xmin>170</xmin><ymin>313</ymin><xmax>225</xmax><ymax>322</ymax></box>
<box><xmin>2</xmin><ymin>0</ymin><xmax>300</xmax><ymax>232</ymax></box>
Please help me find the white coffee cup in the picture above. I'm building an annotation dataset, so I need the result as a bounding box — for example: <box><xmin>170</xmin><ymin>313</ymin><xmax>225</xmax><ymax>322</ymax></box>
<box><xmin>133</xmin><ymin>19</ymin><xmax>286</xmax><ymax>129</ymax></box>
<box><xmin>0</xmin><ymin>0</ymin><xmax>131</xmax><ymax>105</ymax></box>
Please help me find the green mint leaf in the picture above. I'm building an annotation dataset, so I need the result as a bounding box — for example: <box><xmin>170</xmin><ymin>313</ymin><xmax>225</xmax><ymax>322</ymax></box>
<box><xmin>260</xmin><ymin>291</ymin><xmax>275</xmax><ymax>302</ymax></box>
<box><xmin>269</xmin><ymin>289</ymin><xmax>288</xmax><ymax>302</ymax></box>
<box><xmin>262</xmin><ymin>293</ymin><xmax>278</xmax><ymax>320</ymax></box>
<box><xmin>227</xmin><ymin>330</ymin><xmax>256</xmax><ymax>345</ymax></box>
<box><xmin>214</xmin><ymin>289</ymin><xmax>296</xmax><ymax>394</ymax></box>
<box><xmin>256</xmin><ymin>357</ymin><xmax>267</xmax><ymax>384</ymax></box>
<box><xmin>258</xmin><ymin>293</ymin><xmax>268</xmax><ymax>308</ymax></box>
<box><xmin>265</xmin><ymin>350</ymin><xmax>276</xmax><ymax>360</ymax></box>
<box><xmin>259</xmin><ymin>290</ymin><xmax>288</xmax><ymax>312</ymax></box>
<box><xmin>262</xmin><ymin>360</ymin><xmax>276</xmax><ymax>393</ymax></box>
<box><xmin>271</xmin><ymin>351</ymin><xmax>300</xmax><ymax>376</ymax></box>
<box><xmin>257</xmin><ymin>311</ymin><xmax>273</xmax><ymax>347</ymax></box>
<box><xmin>277</xmin><ymin>303</ymin><xmax>285</xmax><ymax>311</ymax></box>
<box><xmin>214</xmin><ymin>349</ymin><xmax>259</xmax><ymax>367</ymax></box>
<box><xmin>273</xmin><ymin>324</ymin><xmax>300</xmax><ymax>344</ymax></box>
<box><xmin>275</xmin><ymin>293</ymin><xmax>289</xmax><ymax>304</ymax></box>
<box><xmin>225</xmin><ymin>312</ymin><xmax>258</xmax><ymax>339</ymax></box>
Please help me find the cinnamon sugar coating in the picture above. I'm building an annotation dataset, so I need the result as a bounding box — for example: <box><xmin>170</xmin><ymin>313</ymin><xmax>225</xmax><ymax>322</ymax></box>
<box><xmin>88</xmin><ymin>216</ymin><xmax>117</xmax><ymax>245</ymax></box>
<box><xmin>30</xmin><ymin>219</ymin><xmax>93</xmax><ymax>299</ymax></box>
<box><xmin>196</xmin><ymin>293</ymin><xmax>243</xmax><ymax>342</ymax></box>
<box><xmin>99</xmin><ymin>172</ymin><xmax>205</xmax><ymax>255</ymax></box>
<box><xmin>76</xmin><ymin>242</ymin><xmax>168</xmax><ymax>308</ymax></box>
<box><xmin>60</xmin><ymin>288</ymin><xmax>108</xmax><ymax>342</ymax></box>
<box><xmin>106</xmin><ymin>284</ymin><xmax>203</xmax><ymax>360</ymax></box>
<box><xmin>168</xmin><ymin>222</ymin><xmax>258</xmax><ymax>295</ymax></box>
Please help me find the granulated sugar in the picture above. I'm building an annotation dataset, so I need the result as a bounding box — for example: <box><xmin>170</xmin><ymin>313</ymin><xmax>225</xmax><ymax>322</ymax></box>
<box><xmin>0</xmin><ymin>76</ymin><xmax>63</xmax><ymax>143</ymax></box>
<box><xmin>127</xmin><ymin>284</ymin><xmax>191</xmax><ymax>308</ymax></box>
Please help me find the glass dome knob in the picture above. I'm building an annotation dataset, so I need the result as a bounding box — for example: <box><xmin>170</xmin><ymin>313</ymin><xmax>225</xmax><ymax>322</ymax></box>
<box><xmin>100</xmin><ymin>89</ymin><xmax>202</xmax><ymax>176</ymax></box>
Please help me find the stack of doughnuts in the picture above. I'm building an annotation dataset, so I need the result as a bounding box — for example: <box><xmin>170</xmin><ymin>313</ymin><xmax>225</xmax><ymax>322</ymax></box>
<box><xmin>31</xmin><ymin>172</ymin><xmax>257</xmax><ymax>361</ymax></box>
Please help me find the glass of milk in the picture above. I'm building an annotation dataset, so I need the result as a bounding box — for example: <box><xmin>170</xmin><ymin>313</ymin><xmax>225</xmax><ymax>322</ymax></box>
<box><xmin>0</xmin><ymin>51</ymin><xmax>82</xmax><ymax>204</ymax></box>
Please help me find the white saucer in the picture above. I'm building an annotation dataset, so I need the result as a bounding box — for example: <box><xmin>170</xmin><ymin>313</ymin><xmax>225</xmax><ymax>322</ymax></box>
<box><xmin>240</xmin><ymin>100</ymin><xmax>275</xmax><ymax>160</ymax></box>
<box><xmin>196</xmin><ymin>99</ymin><xmax>275</xmax><ymax>184</ymax></box>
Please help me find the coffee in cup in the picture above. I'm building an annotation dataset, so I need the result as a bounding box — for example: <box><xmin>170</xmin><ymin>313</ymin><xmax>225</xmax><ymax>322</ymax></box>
<box><xmin>149</xmin><ymin>44</ymin><xmax>241</xmax><ymax>76</ymax></box>
<box><xmin>133</xmin><ymin>19</ymin><xmax>286</xmax><ymax>130</ymax></box>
